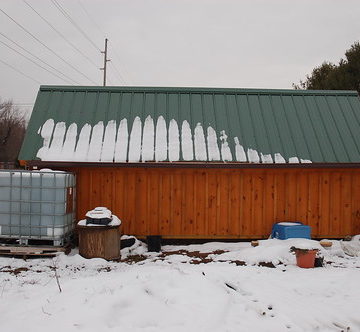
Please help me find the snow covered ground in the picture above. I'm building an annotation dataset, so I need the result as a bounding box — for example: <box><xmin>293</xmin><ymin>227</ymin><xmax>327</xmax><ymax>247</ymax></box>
<box><xmin>1</xmin><ymin>237</ymin><xmax>360</xmax><ymax>332</ymax></box>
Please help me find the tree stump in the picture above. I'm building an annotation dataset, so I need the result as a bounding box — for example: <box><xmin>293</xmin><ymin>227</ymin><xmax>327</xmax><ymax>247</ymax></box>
<box><xmin>77</xmin><ymin>225</ymin><xmax>121</xmax><ymax>260</ymax></box>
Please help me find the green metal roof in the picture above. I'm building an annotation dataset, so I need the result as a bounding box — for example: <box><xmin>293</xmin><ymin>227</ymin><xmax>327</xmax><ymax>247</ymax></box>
<box><xmin>19</xmin><ymin>85</ymin><xmax>360</xmax><ymax>163</ymax></box>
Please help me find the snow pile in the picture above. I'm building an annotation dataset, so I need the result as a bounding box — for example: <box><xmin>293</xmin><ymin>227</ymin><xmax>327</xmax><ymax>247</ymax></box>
<box><xmin>340</xmin><ymin>235</ymin><xmax>360</xmax><ymax>257</ymax></box>
<box><xmin>120</xmin><ymin>235</ymin><xmax>148</xmax><ymax>258</ymax></box>
<box><xmin>213</xmin><ymin>239</ymin><xmax>323</xmax><ymax>266</ymax></box>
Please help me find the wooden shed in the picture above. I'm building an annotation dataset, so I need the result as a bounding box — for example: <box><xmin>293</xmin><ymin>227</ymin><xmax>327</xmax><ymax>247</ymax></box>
<box><xmin>19</xmin><ymin>86</ymin><xmax>360</xmax><ymax>239</ymax></box>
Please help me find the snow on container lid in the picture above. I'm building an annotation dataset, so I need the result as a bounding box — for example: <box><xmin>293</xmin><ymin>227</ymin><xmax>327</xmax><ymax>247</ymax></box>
<box><xmin>78</xmin><ymin>215</ymin><xmax>121</xmax><ymax>227</ymax></box>
<box><xmin>85</xmin><ymin>207</ymin><xmax>112</xmax><ymax>219</ymax></box>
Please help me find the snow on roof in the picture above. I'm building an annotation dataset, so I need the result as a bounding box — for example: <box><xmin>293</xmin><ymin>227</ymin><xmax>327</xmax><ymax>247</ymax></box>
<box><xmin>36</xmin><ymin>116</ymin><xmax>311</xmax><ymax>163</ymax></box>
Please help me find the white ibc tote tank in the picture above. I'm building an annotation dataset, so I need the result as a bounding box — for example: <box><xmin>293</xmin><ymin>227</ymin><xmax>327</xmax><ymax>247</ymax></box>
<box><xmin>0</xmin><ymin>169</ymin><xmax>76</xmax><ymax>246</ymax></box>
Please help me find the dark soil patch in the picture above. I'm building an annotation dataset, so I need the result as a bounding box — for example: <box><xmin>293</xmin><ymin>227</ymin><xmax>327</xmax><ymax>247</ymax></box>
<box><xmin>160</xmin><ymin>249</ymin><xmax>226</xmax><ymax>259</ymax></box>
<box><xmin>223</xmin><ymin>260</ymin><xmax>247</xmax><ymax>266</ymax></box>
<box><xmin>157</xmin><ymin>250</ymin><xmax>228</xmax><ymax>264</ymax></box>
<box><xmin>0</xmin><ymin>267</ymin><xmax>29</xmax><ymax>275</ymax></box>
<box><xmin>120</xmin><ymin>250</ymin><xmax>277</xmax><ymax>268</ymax></box>
<box><xmin>121</xmin><ymin>254</ymin><xmax>148</xmax><ymax>264</ymax></box>
<box><xmin>97</xmin><ymin>266</ymin><xmax>112</xmax><ymax>272</ymax></box>
<box><xmin>189</xmin><ymin>258</ymin><xmax>213</xmax><ymax>264</ymax></box>
<box><xmin>258</xmin><ymin>262</ymin><xmax>276</xmax><ymax>268</ymax></box>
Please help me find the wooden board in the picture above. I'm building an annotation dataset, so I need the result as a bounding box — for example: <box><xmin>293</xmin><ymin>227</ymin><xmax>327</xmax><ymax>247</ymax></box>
<box><xmin>70</xmin><ymin>166</ymin><xmax>360</xmax><ymax>239</ymax></box>
<box><xmin>0</xmin><ymin>245</ymin><xmax>67</xmax><ymax>257</ymax></box>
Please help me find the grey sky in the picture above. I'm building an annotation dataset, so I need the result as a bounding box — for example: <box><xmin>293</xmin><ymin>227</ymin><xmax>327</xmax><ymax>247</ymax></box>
<box><xmin>0</xmin><ymin>0</ymin><xmax>359</xmax><ymax>117</ymax></box>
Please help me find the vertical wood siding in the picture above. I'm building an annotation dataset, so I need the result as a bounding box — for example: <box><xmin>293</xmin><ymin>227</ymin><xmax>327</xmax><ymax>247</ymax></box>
<box><xmin>73</xmin><ymin>167</ymin><xmax>360</xmax><ymax>238</ymax></box>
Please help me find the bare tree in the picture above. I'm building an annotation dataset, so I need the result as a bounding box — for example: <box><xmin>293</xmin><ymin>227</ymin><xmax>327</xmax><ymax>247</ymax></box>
<box><xmin>0</xmin><ymin>99</ymin><xmax>26</xmax><ymax>163</ymax></box>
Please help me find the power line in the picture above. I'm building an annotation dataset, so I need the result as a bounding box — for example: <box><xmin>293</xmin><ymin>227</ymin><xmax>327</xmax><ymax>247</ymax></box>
<box><xmin>51</xmin><ymin>0</ymin><xmax>101</xmax><ymax>52</ymax></box>
<box><xmin>108</xmin><ymin>42</ymin><xmax>131</xmax><ymax>84</ymax></box>
<box><xmin>77</xmin><ymin>0</ymin><xmax>106</xmax><ymax>38</ymax></box>
<box><xmin>0</xmin><ymin>38</ymin><xmax>76</xmax><ymax>83</ymax></box>
<box><xmin>109</xmin><ymin>60</ymin><xmax>126</xmax><ymax>84</ymax></box>
<box><xmin>0</xmin><ymin>31</ymin><xmax>78</xmax><ymax>84</ymax></box>
<box><xmin>0</xmin><ymin>58</ymin><xmax>41</xmax><ymax>84</ymax></box>
<box><xmin>76</xmin><ymin>0</ymin><xmax>129</xmax><ymax>84</ymax></box>
<box><xmin>22</xmin><ymin>0</ymin><xmax>99</xmax><ymax>70</ymax></box>
<box><xmin>0</xmin><ymin>6</ymin><xmax>97</xmax><ymax>84</ymax></box>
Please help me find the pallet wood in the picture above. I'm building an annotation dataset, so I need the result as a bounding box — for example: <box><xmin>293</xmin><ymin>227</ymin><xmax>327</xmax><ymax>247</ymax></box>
<box><xmin>0</xmin><ymin>245</ymin><xmax>67</xmax><ymax>257</ymax></box>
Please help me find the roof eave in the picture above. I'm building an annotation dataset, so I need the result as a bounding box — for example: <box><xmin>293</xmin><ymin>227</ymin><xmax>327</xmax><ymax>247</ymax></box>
<box><xmin>25</xmin><ymin>160</ymin><xmax>360</xmax><ymax>170</ymax></box>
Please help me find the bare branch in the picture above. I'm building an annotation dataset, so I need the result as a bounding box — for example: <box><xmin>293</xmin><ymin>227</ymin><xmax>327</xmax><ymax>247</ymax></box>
<box><xmin>52</xmin><ymin>259</ymin><xmax>62</xmax><ymax>293</ymax></box>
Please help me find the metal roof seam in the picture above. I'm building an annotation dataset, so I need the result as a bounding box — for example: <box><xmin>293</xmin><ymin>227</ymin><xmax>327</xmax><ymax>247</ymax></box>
<box><xmin>323</xmin><ymin>95</ymin><xmax>350</xmax><ymax>162</ymax></box>
<box><xmin>345</xmin><ymin>96</ymin><xmax>360</xmax><ymax>141</ymax></box>
<box><xmin>334</xmin><ymin>95</ymin><xmax>360</xmax><ymax>161</ymax></box>
<box><xmin>279</xmin><ymin>95</ymin><xmax>299</xmax><ymax>161</ymax></box>
<box><xmin>268</xmin><ymin>95</ymin><xmax>287</xmax><ymax>162</ymax></box>
<box><xmin>223</xmin><ymin>92</ymin><xmax>234</xmax><ymax>161</ymax></box>
<box><xmin>302</xmin><ymin>96</ymin><xmax>325</xmax><ymax>162</ymax></box>
<box><xmin>257</xmin><ymin>94</ymin><xmax>274</xmax><ymax>161</ymax></box>
<box><xmin>289</xmin><ymin>95</ymin><xmax>312</xmax><ymax>162</ymax></box>
<box><xmin>245</xmin><ymin>94</ymin><xmax>260</xmax><ymax>158</ymax></box>
<box><xmin>313</xmin><ymin>96</ymin><xmax>338</xmax><ymax>162</ymax></box>
<box><xmin>234</xmin><ymin>94</ymin><xmax>248</xmax><ymax>157</ymax></box>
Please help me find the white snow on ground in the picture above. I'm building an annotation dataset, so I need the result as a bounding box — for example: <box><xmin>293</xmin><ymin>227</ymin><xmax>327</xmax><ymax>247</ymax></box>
<box><xmin>36</xmin><ymin>118</ymin><xmax>312</xmax><ymax>164</ymax></box>
<box><xmin>1</xmin><ymin>237</ymin><xmax>360</xmax><ymax>332</ymax></box>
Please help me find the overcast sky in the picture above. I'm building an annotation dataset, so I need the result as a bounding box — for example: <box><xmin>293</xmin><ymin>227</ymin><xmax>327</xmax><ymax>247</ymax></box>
<box><xmin>0</xmin><ymin>0</ymin><xmax>359</xmax><ymax>117</ymax></box>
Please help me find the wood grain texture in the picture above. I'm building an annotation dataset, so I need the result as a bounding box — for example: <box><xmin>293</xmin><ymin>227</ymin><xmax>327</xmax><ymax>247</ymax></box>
<box><xmin>78</xmin><ymin>225</ymin><xmax>121</xmax><ymax>260</ymax></box>
<box><xmin>71</xmin><ymin>167</ymin><xmax>360</xmax><ymax>239</ymax></box>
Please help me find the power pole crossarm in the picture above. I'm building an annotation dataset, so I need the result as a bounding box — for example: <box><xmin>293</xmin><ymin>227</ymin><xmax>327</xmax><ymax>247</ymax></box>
<box><xmin>100</xmin><ymin>38</ymin><xmax>110</xmax><ymax>86</ymax></box>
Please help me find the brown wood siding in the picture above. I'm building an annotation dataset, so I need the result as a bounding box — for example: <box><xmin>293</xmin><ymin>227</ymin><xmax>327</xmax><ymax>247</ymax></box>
<box><xmin>71</xmin><ymin>167</ymin><xmax>360</xmax><ymax>239</ymax></box>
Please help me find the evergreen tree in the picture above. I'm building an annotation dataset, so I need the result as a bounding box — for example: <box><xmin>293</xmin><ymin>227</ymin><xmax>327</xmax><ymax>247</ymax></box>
<box><xmin>294</xmin><ymin>42</ymin><xmax>360</xmax><ymax>94</ymax></box>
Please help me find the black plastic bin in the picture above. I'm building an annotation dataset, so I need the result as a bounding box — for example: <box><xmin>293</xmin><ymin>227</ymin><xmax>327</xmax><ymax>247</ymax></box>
<box><xmin>147</xmin><ymin>235</ymin><xmax>162</xmax><ymax>252</ymax></box>
<box><xmin>86</xmin><ymin>217</ymin><xmax>112</xmax><ymax>225</ymax></box>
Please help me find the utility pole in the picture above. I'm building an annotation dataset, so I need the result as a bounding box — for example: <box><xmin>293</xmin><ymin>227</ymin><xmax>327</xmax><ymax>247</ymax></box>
<box><xmin>100</xmin><ymin>38</ymin><xmax>110</xmax><ymax>86</ymax></box>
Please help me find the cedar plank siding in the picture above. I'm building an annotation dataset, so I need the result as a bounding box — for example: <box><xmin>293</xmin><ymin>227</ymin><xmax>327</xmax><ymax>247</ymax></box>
<box><xmin>69</xmin><ymin>167</ymin><xmax>360</xmax><ymax>239</ymax></box>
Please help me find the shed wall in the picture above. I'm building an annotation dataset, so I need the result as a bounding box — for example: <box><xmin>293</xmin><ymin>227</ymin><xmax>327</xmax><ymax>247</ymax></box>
<box><xmin>71</xmin><ymin>167</ymin><xmax>360</xmax><ymax>239</ymax></box>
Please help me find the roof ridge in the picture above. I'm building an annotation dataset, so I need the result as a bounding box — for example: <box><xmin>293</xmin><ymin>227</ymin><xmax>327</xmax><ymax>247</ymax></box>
<box><xmin>39</xmin><ymin>85</ymin><xmax>359</xmax><ymax>96</ymax></box>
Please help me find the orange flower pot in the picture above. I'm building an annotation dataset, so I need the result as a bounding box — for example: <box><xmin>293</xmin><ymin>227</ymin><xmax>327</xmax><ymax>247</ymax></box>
<box><xmin>295</xmin><ymin>249</ymin><xmax>318</xmax><ymax>268</ymax></box>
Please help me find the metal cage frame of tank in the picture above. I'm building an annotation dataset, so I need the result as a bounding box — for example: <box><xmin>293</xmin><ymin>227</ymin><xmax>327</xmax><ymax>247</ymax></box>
<box><xmin>0</xmin><ymin>169</ymin><xmax>76</xmax><ymax>246</ymax></box>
